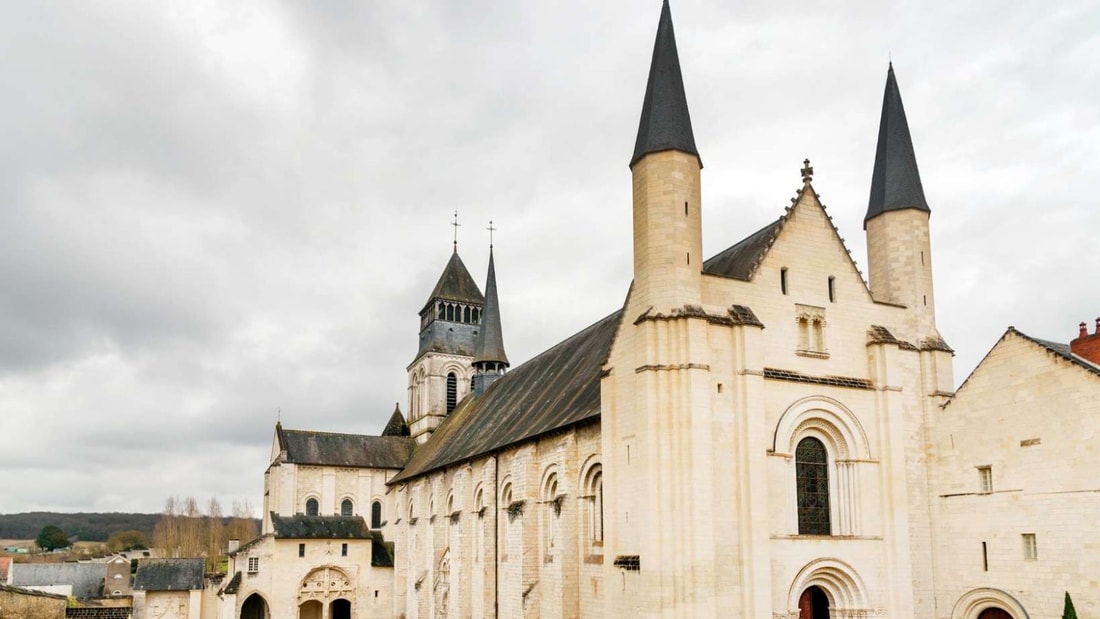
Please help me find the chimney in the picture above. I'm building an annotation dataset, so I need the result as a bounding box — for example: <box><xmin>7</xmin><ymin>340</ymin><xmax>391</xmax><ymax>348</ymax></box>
<box><xmin>227</xmin><ymin>539</ymin><xmax>240</xmax><ymax>553</ymax></box>
<box><xmin>1070</xmin><ymin>316</ymin><xmax>1100</xmax><ymax>365</ymax></box>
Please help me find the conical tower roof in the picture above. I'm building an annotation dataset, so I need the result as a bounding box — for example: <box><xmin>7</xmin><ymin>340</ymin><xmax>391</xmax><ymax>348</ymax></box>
<box><xmin>630</xmin><ymin>0</ymin><xmax>701</xmax><ymax>168</ymax></box>
<box><xmin>865</xmin><ymin>63</ymin><xmax>929</xmax><ymax>226</ymax></box>
<box><xmin>382</xmin><ymin>403</ymin><xmax>410</xmax><ymax>437</ymax></box>
<box><xmin>422</xmin><ymin>249</ymin><xmax>485</xmax><ymax>313</ymax></box>
<box><xmin>473</xmin><ymin>248</ymin><xmax>509</xmax><ymax>367</ymax></box>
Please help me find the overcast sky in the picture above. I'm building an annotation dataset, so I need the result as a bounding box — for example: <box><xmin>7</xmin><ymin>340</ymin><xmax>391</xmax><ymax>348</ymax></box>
<box><xmin>1</xmin><ymin>0</ymin><xmax>1097</xmax><ymax>516</ymax></box>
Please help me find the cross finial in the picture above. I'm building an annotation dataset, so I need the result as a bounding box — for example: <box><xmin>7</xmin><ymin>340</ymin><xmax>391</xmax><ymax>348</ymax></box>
<box><xmin>801</xmin><ymin>159</ymin><xmax>814</xmax><ymax>184</ymax></box>
<box><xmin>486</xmin><ymin>220</ymin><xmax>497</xmax><ymax>249</ymax></box>
<box><xmin>451</xmin><ymin>211</ymin><xmax>460</xmax><ymax>250</ymax></box>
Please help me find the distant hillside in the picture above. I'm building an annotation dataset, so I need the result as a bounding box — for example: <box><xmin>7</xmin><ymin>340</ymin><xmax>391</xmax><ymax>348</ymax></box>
<box><xmin>0</xmin><ymin>512</ymin><xmax>160</xmax><ymax>542</ymax></box>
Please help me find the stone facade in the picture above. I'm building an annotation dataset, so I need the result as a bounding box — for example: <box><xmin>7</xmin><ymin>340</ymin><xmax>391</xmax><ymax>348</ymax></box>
<box><xmin>0</xmin><ymin>584</ymin><xmax>67</xmax><ymax>619</ymax></box>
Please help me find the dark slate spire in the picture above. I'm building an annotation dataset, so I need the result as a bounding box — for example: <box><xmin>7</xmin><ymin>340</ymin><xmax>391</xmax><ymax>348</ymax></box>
<box><xmin>473</xmin><ymin>247</ymin><xmax>509</xmax><ymax>367</ymax></box>
<box><xmin>865</xmin><ymin>63</ymin><xmax>930</xmax><ymax>225</ymax></box>
<box><xmin>422</xmin><ymin>249</ymin><xmax>484</xmax><ymax>312</ymax></box>
<box><xmin>382</xmin><ymin>403</ymin><xmax>410</xmax><ymax>437</ymax></box>
<box><xmin>630</xmin><ymin>0</ymin><xmax>701</xmax><ymax>168</ymax></box>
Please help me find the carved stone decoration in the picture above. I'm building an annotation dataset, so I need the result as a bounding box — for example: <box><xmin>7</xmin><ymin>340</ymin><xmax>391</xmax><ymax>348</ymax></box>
<box><xmin>298</xmin><ymin>565</ymin><xmax>355</xmax><ymax>602</ymax></box>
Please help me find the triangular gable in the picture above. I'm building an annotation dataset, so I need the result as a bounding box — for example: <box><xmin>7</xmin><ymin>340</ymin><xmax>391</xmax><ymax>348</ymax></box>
<box><xmin>950</xmin><ymin>327</ymin><xmax>1100</xmax><ymax>407</ymax></box>
<box><xmin>705</xmin><ymin>179</ymin><xmax>875</xmax><ymax>302</ymax></box>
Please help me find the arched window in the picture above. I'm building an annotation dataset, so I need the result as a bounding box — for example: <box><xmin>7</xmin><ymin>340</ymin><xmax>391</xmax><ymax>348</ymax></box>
<box><xmin>473</xmin><ymin>487</ymin><xmax>484</xmax><ymax>562</ymax></box>
<box><xmin>446</xmin><ymin>304</ymin><xmax>454</xmax><ymax>321</ymax></box>
<box><xmin>371</xmin><ymin>501</ymin><xmax>382</xmax><ymax>528</ymax></box>
<box><xmin>463</xmin><ymin>306</ymin><xmax>471</xmax><ymax>323</ymax></box>
<box><xmin>472</xmin><ymin>307</ymin><xmax>479</xmax><ymax>323</ymax></box>
<box><xmin>542</xmin><ymin>471</ymin><xmax>560</xmax><ymax>551</ymax></box>
<box><xmin>796</xmin><ymin>437</ymin><xmax>830</xmax><ymax>535</ymax></box>
<box><xmin>446</xmin><ymin>372</ymin><xmax>458</xmax><ymax>413</ymax></box>
<box><xmin>582</xmin><ymin>464</ymin><xmax>603</xmax><ymax>544</ymax></box>
<box><xmin>340</xmin><ymin>498</ymin><xmax>353</xmax><ymax>517</ymax></box>
<box><xmin>305</xmin><ymin>498</ymin><xmax>319</xmax><ymax>517</ymax></box>
<box><xmin>437</xmin><ymin>303</ymin><xmax>445</xmax><ymax>319</ymax></box>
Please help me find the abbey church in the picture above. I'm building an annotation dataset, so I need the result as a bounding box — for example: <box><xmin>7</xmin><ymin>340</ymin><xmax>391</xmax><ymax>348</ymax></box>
<box><xmin>199</xmin><ymin>3</ymin><xmax>1100</xmax><ymax>619</ymax></box>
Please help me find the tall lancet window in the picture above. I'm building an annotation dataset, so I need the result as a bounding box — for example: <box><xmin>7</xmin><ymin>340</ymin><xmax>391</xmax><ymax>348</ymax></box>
<box><xmin>446</xmin><ymin>372</ymin><xmax>458</xmax><ymax>413</ymax></box>
<box><xmin>796</xmin><ymin>437</ymin><xmax>830</xmax><ymax>535</ymax></box>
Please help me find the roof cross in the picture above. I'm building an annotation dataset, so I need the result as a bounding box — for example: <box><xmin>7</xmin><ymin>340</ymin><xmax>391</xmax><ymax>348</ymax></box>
<box><xmin>801</xmin><ymin>159</ymin><xmax>814</xmax><ymax>184</ymax></box>
<box><xmin>487</xmin><ymin>220</ymin><xmax>497</xmax><ymax>249</ymax></box>
<box><xmin>451</xmin><ymin>211</ymin><xmax>460</xmax><ymax>250</ymax></box>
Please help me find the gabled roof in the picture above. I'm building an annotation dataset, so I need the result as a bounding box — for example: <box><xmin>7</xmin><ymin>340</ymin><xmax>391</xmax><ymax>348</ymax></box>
<box><xmin>1013</xmin><ymin>328</ymin><xmax>1100</xmax><ymax>377</ymax></box>
<box><xmin>277</xmin><ymin>425</ymin><xmax>415</xmax><ymax>469</ymax></box>
<box><xmin>133</xmin><ymin>558</ymin><xmax>204</xmax><ymax>591</ymax></box>
<box><xmin>10</xmin><ymin>562</ymin><xmax>105</xmax><ymax>599</ymax></box>
<box><xmin>422</xmin><ymin>250</ymin><xmax>484</xmax><ymax>313</ymax></box>
<box><xmin>369</xmin><ymin>531</ymin><xmax>394</xmax><ymax>568</ymax></box>
<box><xmin>630</xmin><ymin>0</ymin><xmax>700</xmax><ymax>168</ymax></box>
<box><xmin>703</xmin><ymin>218</ymin><xmax>784</xmax><ymax>281</ymax></box>
<box><xmin>865</xmin><ymin>63</ymin><xmax>929</xmax><ymax>225</ymax></box>
<box><xmin>270</xmin><ymin>514</ymin><xmax>372</xmax><ymax>539</ymax></box>
<box><xmin>382</xmin><ymin>403</ymin><xmax>410</xmax><ymax>437</ymax></box>
<box><xmin>391</xmin><ymin>310</ymin><xmax>623</xmax><ymax>484</ymax></box>
<box><xmin>473</xmin><ymin>248</ymin><xmax>509</xmax><ymax>366</ymax></box>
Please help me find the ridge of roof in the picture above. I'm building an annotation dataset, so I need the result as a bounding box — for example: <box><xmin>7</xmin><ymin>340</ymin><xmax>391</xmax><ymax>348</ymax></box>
<box><xmin>865</xmin><ymin>63</ymin><xmax>929</xmax><ymax>225</ymax></box>
<box><xmin>473</xmin><ymin>247</ymin><xmax>509</xmax><ymax>366</ymax></box>
<box><xmin>703</xmin><ymin>217</ymin><xmax>784</xmax><ymax>281</ymax></box>
<box><xmin>1013</xmin><ymin>328</ymin><xmax>1100</xmax><ymax>377</ymax></box>
<box><xmin>630</xmin><ymin>0</ymin><xmax>700</xmax><ymax>168</ymax></box>
<box><xmin>280</xmin><ymin>428</ymin><xmax>415</xmax><ymax>469</ymax></box>
<box><xmin>390</xmin><ymin>310</ymin><xmax>624</xmax><ymax>485</ymax></box>
<box><xmin>422</xmin><ymin>250</ymin><xmax>485</xmax><ymax>313</ymax></box>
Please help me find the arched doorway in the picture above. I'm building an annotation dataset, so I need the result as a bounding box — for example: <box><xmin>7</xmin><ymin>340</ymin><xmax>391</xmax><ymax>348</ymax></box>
<box><xmin>799</xmin><ymin>585</ymin><xmax>829</xmax><ymax>619</ymax></box>
<box><xmin>978</xmin><ymin>609</ymin><xmax>1013</xmax><ymax>619</ymax></box>
<box><xmin>299</xmin><ymin>600</ymin><xmax>322</xmax><ymax>619</ymax></box>
<box><xmin>241</xmin><ymin>593</ymin><xmax>269</xmax><ymax>619</ymax></box>
<box><xmin>330</xmin><ymin>598</ymin><xmax>351</xmax><ymax>619</ymax></box>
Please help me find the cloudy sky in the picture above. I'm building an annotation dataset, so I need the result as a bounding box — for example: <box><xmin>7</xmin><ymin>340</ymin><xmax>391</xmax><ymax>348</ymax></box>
<box><xmin>1</xmin><ymin>0</ymin><xmax>1097</xmax><ymax>515</ymax></box>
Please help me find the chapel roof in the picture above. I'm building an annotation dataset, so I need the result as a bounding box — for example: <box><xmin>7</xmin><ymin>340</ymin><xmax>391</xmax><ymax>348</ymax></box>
<box><xmin>382</xmin><ymin>404</ymin><xmax>411</xmax><ymax>437</ymax></box>
<box><xmin>702</xmin><ymin>218</ymin><xmax>784</xmax><ymax>281</ymax></box>
<box><xmin>390</xmin><ymin>310</ymin><xmax>622</xmax><ymax>484</ymax></box>
<box><xmin>270</xmin><ymin>514</ymin><xmax>372</xmax><ymax>540</ymax></box>
<box><xmin>865</xmin><ymin>63</ymin><xmax>929</xmax><ymax>225</ymax></box>
<box><xmin>630</xmin><ymin>0</ymin><xmax>700</xmax><ymax>168</ymax></box>
<box><xmin>133</xmin><ymin>558</ymin><xmax>205</xmax><ymax>592</ymax></box>
<box><xmin>422</xmin><ymin>250</ymin><xmax>484</xmax><ymax>313</ymax></box>
<box><xmin>277</xmin><ymin>425</ymin><xmax>415</xmax><ymax>469</ymax></box>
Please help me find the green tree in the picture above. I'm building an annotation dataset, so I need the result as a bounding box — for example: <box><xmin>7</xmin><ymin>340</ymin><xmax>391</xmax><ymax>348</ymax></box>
<box><xmin>36</xmin><ymin>524</ymin><xmax>70</xmax><ymax>551</ymax></box>
<box><xmin>1063</xmin><ymin>591</ymin><xmax>1078</xmax><ymax>619</ymax></box>
<box><xmin>106</xmin><ymin>530</ymin><xmax>149</xmax><ymax>552</ymax></box>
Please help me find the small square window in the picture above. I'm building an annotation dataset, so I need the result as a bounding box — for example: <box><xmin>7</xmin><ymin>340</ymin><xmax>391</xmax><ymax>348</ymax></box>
<box><xmin>977</xmin><ymin>466</ymin><xmax>992</xmax><ymax>493</ymax></box>
<box><xmin>298</xmin><ymin>543</ymin><xmax>305</xmax><ymax>558</ymax></box>
<box><xmin>341</xmin><ymin>543</ymin><xmax>348</xmax><ymax>557</ymax></box>
<box><xmin>1022</xmin><ymin>533</ymin><xmax>1037</xmax><ymax>560</ymax></box>
<box><xmin>247</xmin><ymin>557</ymin><xmax>259</xmax><ymax>574</ymax></box>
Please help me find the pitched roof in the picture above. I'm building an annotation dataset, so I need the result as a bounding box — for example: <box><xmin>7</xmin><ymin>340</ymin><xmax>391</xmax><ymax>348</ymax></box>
<box><xmin>702</xmin><ymin>218</ymin><xmax>784</xmax><ymax>281</ymax></box>
<box><xmin>382</xmin><ymin>404</ymin><xmax>411</xmax><ymax>437</ymax></box>
<box><xmin>278</xmin><ymin>425</ymin><xmax>415</xmax><ymax>469</ymax></box>
<box><xmin>270</xmin><ymin>514</ymin><xmax>372</xmax><ymax>539</ymax></box>
<box><xmin>10</xmin><ymin>562</ymin><xmax>105</xmax><ymax>599</ymax></box>
<box><xmin>865</xmin><ymin>63</ymin><xmax>929</xmax><ymax>225</ymax></box>
<box><xmin>1013</xmin><ymin>328</ymin><xmax>1100</xmax><ymax>377</ymax></box>
<box><xmin>219</xmin><ymin>571</ymin><xmax>242</xmax><ymax>595</ymax></box>
<box><xmin>473</xmin><ymin>248</ymin><xmax>509</xmax><ymax>366</ymax></box>
<box><xmin>630</xmin><ymin>0</ymin><xmax>700</xmax><ymax>168</ymax></box>
<box><xmin>422</xmin><ymin>250</ymin><xmax>484</xmax><ymax>312</ymax></box>
<box><xmin>391</xmin><ymin>310</ymin><xmax>623</xmax><ymax>484</ymax></box>
<box><xmin>370</xmin><ymin>531</ymin><xmax>394</xmax><ymax>568</ymax></box>
<box><xmin>133</xmin><ymin>558</ymin><xmax>204</xmax><ymax>591</ymax></box>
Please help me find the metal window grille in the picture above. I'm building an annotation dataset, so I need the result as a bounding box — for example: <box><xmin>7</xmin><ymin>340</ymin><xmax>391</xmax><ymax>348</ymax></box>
<box><xmin>796</xmin><ymin>437</ymin><xmax>831</xmax><ymax>535</ymax></box>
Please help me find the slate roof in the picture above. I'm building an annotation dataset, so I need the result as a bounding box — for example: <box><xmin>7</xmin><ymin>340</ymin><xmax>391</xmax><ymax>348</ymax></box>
<box><xmin>132</xmin><ymin>558</ymin><xmax>204</xmax><ymax>591</ymax></box>
<box><xmin>630</xmin><ymin>0</ymin><xmax>700</xmax><ymax>168</ymax></box>
<box><xmin>865</xmin><ymin>63</ymin><xmax>929</xmax><ymax>225</ymax></box>
<box><xmin>422</xmin><ymin>250</ymin><xmax>484</xmax><ymax>313</ymax></box>
<box><xmin>270</xmin><ymin>514</ymin><xmax>372</xmax><ymax>539</ymax></box>
<box><xmin>278</xmin><ymin>425</ymin><xmax>415</xmax><ymax>469</ymax></box>
<box><xmin>473</xmin><ymin>248</ymin><xmax>509</xmax><ymax>366</ymax></box>
<box><xmin>219</xmin><ymin>571</ymin><xmax>242</xmax><ymax>595</ymax></box>
<box><xmin>703</xmin><ymin>218</ymin><xmax>784</xmax><ymax>281</ymax></box>
<box><xmin>1014</xmin><ymin>328</ymin><xmax>1100</xmax><ymax>377</ymax></box>
<box><xmin>391</xmin><ymin>310</ymin><xmax>623</xmax><ymax>484</ymax></box>
<box><xmin>10</xmin><ymin>562</ymin><xmax>105</xmax><ymax>599</ymax></box>
<box><xmin>382</xmin><ymin>404</ymin><xmax>411</xmax><ymax>437</ymax></box>
<box><xmin>370</xmin><ymin>531</ymin><xmax>394</xmax><ymax>568</ymax></box>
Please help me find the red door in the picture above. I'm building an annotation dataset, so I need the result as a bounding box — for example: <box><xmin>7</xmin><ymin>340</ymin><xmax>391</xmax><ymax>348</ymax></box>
<box><xmin>798</xmin><ymin>586</ymin><xmax>830</xmax><ymax>619</ymax></box>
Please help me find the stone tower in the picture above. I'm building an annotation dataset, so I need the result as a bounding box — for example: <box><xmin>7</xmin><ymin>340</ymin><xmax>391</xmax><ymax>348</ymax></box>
<box><xmin>864</xmin><ymin>63</ymin><xmax>941</xmax><ymax>347</ymax></box>
<box><xmin>406</xmin><ymin>248</ymin><xmax>484</xmax><ymax>443</ymax></box>
<box><xmin>472</xmin><ymin>246</ymin><xmax>509</xmax><ymax>395</ymax></box>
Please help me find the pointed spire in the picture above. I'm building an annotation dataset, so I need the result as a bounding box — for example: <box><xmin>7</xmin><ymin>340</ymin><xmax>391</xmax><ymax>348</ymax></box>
<box><xmin>630</xmin><ymin>0</ymin><xmax>701</xmax><ymax>168</ymax></box>
<box><xmin>473</xmin><ymin>247</ymin><xmax>509</xmax><ymax>367</ymax></box>
<box><xmin>382</xmin><ymin>403</ymin><xmax>410</xmax><ymax>437</ymax></box>
<box><xmin>422</xmin><ymin>251</ymin><xmax>484</xmax><ymax>312</ymax></box>
<box><xmin>865</xmin><ymin>63</ymin><xmax>929</xmax><ymax>225</ymax></box>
